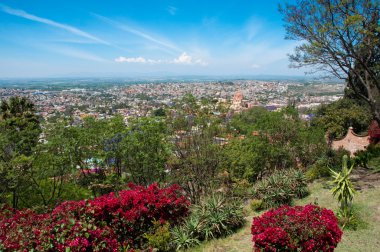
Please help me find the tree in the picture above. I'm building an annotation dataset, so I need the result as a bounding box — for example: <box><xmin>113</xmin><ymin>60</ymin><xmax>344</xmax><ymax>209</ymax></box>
<box><xmin>0</xmin><ymin>97</ymin><xmax>41</xmax><ymax>208</ymax></box>
<box><xmin>280</xmin><ymin>0</ymin><xmax>380</xmax><ymax>123</ymax></box>
<box><xmin>224</xmin><ymin>107</ymin><xmax>328</xmax><ymax>182</ymax></box>
<box><xmin>170</xmin><ymin>126</ymin><xmax>223</xmax><ymax>204</ymax></box>
<box><xmin>312</xmin><ymin>97</ymin><xmax>372</xmax><ymax>139</ymax></box>
<box><xmin>122</xmin><ymin>117</ymin><xmax>170</xmax><ymax>185</ymax></box>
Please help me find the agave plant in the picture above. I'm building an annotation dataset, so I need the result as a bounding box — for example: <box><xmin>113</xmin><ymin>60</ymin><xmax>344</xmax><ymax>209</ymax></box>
<box><xmin>171</xmin><ymin>194</ymin><xmax>244</xmax><ymax>249</ymax></box>
<box><xmin>253</xmin><ymin>169</ymin><xmax>308</xmax><ymax>209</ymax></box>
<box><xmin>330</xmin><ymin>155</ymin><xmax>356</xmax><ymax>210</ymax></box>
<box><xmin>171</xmin><ymin>226</ymin><xmax>200</xmax><ymax>251</ymax></box>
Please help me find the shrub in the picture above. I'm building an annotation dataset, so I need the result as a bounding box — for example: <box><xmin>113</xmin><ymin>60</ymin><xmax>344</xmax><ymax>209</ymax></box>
<box><xmin>0</xmin><ymin>183</ymin><xmax>190</xmax><ymax>251</ymax></box>
<box><xmin>327</xmin><ymin>148</ymin><xmax>351</xmax><ymax>171</ymax></box>
<box><xmin>171</xmin><ymin>225</ymin><xmax>201</xmax><ymax>251</ymax></box>
<box><xmin>306</xmin><ymin>157</ymin><xmax>331</xmax><ymax>181</ymax></box>
<box><xmin>251</xmin><ymin>204</ymin><xmax>343</xmax><ymax>251</ymax></box>
<box><xmin>250</xmin><ymin>199</ymin><xmax>264</xmax><ymax>212</ymax></box>
<box><xmin>172</xmin><ymin>194</ymin><xmax>245</xmax><ymax>250</ymax></box>
<box><xmin>231</xmin><ymin>178</ymin><xmax>252</xmax><ymax>198</ymax></box>
<box><xmin>144</xmin><ymin>220</ymin><xmax>172</xmax><ymax>251</ymax></box>
<box><xmin>252</xmin><ymin>169</ymin><xmax>309</xmax><ymax>209</ymax></box>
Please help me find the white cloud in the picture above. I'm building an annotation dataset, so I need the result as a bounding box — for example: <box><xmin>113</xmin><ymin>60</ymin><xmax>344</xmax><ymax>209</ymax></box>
<box><xmin>0</xmin><ymin>4</ymin><xmax>110</xmax><ymax>46</ymax></box>
<box><xmin>94</xmin><ymin>14</ymin><xmax>181</xmax><ymax>53</ymax></box>
<box><xmin>115</xmin><ymin>56</ymin><xmax>159</xmax><ymax>64</ymax></box>
<box><xmin>251</xmin><ymin>64</ymin><xmax>260</xmax><ymax>69</ymax></box>
<box><xmin>173</xmin><ymin>52</ymin><xmax>192</xmax><ymax>64</ymax></box>
<box><xmin>172</xmin><ymin>52</ymin><xmax>208</xmax><ymax>65</ymax></box>
<box><xmin>115</xmin><ymin>52</ymin><xmax>207</xmax><ymax>65</ymax></box>
<box><xmin>167</xmin><ymin>6</ymin><xmax>177</xmax><ymax>15</ymax></box>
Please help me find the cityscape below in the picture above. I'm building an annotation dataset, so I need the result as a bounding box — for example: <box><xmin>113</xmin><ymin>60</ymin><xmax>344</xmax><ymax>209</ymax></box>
<box><xmin>0</xmin><ymin>77</ymin><xmax>345</xmax><ymax>124</ymax></box>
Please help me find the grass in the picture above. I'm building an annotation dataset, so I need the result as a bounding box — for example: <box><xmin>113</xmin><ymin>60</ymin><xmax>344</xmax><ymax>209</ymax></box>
<box><xmin>188</xmin><ymin>179</ymin><xmax>380</xmax><ymax>252</ymax></box>
<box><xmin>368</xmin><ymin>156</ymin><xmax>380</xmax><ymax>172</ymax></box>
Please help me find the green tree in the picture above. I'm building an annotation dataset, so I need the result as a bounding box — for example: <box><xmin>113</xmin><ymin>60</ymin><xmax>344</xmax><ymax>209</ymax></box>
<box><xmin>224</xmin><ymin>107</ymin><xmax>327</xmax><ymax>182</ymax></box>
<box><xmin>0</xmin><ymin>97</ymin><xmax>41</xmax><ymax>208</ymax></box>
<box><xmin>123</xmin><ymin>117</ymin><xmax>170</xmax><ymax>185</ymax></box>
<box><xmin>280</xmin><ymin>0</ymin><xmax>380</xmax><ymax>124</ymax></box>
<box><xmin>229</xmin><ymin>106</ymin><xmax>268</xmax><ymax>135</ymax></box>
<box><xmin>23</xmin><ymin>122</ymin><xmax>83</xmax><ymax>208</ymax></box>
<box><xmin>312</xmin><ymin>97</ymin><xmax>372</xmax><ymax>139</ymax></box>
<box><xmin>170</xmin><ymin>126</ymin><xmax>223</xmax><ymax>204</ymax></box>
<box><xmin>153</xmin><ymin>107</ymin><xmax>166</xmax><ymax>117</ymax></box>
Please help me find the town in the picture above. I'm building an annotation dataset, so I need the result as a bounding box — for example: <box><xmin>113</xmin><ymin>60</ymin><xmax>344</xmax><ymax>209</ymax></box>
<box><xmin>0</xmin><ymin>78</ymin><xmax>345</xmax><ymax>123</ymax></box>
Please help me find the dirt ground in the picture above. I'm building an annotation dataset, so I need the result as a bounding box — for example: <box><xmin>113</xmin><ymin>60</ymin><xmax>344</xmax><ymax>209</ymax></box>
<box><xmin>350</xmin><ymin>167</ymin><xmax>380</xmax><ymax>190</ymax></box>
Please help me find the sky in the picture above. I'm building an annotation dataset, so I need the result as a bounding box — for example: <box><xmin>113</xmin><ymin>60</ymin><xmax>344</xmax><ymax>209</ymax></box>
<box><xmin>0</xmin><ymin>0</ymin><xmax>306</xmax><ymax>78</ymax></box>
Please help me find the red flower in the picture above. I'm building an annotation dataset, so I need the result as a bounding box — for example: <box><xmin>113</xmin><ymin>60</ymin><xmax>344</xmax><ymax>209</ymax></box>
<box><xmin>0</xmin><ymin>184</ymin><xmax>190</xmax><ymax>251</ymax></box>
<box><xmin>251</xmin><ymin>204</ymin><xmax>343</xmax><ymax>252</ymax></box>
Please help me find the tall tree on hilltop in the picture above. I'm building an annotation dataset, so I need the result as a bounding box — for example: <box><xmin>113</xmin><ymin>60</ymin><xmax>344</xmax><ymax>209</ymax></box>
<box><xmin>280</xmin><ymin>0</ymin><xmax>380</xmax><ymax>124</ymax></box>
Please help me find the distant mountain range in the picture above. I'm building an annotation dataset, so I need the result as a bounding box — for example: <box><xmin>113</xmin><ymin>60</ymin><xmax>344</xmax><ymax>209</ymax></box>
<box><xmin>0</xmin><ymin>75</ymin><xmax>344</xmax><ymax>89</ymax></box>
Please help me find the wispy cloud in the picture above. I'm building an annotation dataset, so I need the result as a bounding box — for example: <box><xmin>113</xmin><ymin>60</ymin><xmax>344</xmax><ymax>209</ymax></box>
<box><xmin>0</xmin><ymin>4</ymin><xmax>110</xmax><ymax>46</ymax></box>
<box><xmin>115</xmin><ymin>52</ymin><xmax>207</xmax><ymax>65</ymax></box>
<box><xmin>167</xmin><ymin>6</ymin><xmax>177</xmax><ymax>15</ymax></box>
<box><xmin>47</xmin><ymin>46</ymin><xmax>108</xmax><ymax>62</ymax></box>
<box><xmin>93</xmin><ymin>13</ymin><xmax>182</xmax><ymax>53</ymax></box>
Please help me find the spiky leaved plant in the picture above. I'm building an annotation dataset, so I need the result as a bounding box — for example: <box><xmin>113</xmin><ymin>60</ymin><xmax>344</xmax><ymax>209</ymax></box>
<box><xmin>330</xmin><ymin>155</ymin><xmax>356</xmax><ymax>229</ymax></box>
<box><xmin>330</xmin><ymin>155</ymin><xmax>355</xmax><ymax>210</ymax></box>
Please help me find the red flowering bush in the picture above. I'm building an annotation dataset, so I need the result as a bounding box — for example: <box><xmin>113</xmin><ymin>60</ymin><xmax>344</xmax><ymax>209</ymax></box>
<box><xmin>251</xmin><ymin>204</ymin><xmax>343</xmax><ymax>252</ymax></box>
<box><xmin>0</xmin><ymin>183</ymin><xmax>190</xmax><ymax>251</ymax></box>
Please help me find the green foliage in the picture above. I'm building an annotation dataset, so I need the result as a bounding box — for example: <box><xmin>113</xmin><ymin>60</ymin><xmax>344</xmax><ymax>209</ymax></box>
<box><xmin>306</xmin><ymin>147</ymin><xmax>353</xmax><ymax>181</ymax></box>
<box><xmin>224</xmin><ymin>107</ymin><xmax>328</xmax><ymax>182</ymax></box>
<box><xmin>306</xmin><ymin>158</ymin><xmax>331</xmax><ymax>181</ymax></box>
<box><xmin>280</xmin><ymin>0</ymin><xmax>380</xmax><ymax>124</ymax></box>
<box><xmin>229</xmin><ymin>106</ymin><xmax>268</xmax><ymax>135</ymax></box>
<box><xmin>123</xmin><ymin>117</ymin><xmax>170</xmax><ymax>185</ymax></box>
<box><xmin>230</xmin><ymin>179</ymin><xmax>251</xmax><ymax>198</ymax></box>
<box><xmin>172</xmin><ymin>194</ymin><xmax>245</xmax><ymax>250</ymax></box>
<box><xmin>144</xmin><ymin>221</ymin><xmax>172</xmax><ymax>252</ymax></box>
<box><xmin>252</xmin><ymin>169</ymin><xmax>309</xmax><ymax>209</ymax></box>
<box><xmin>0</xmin><ymin>97</ymin><xmax>41</xmax><ymax>208</ymax></box>
<box><xmin>331</xmin><ymin>155</ymin><xmax>357</xmax><ymax>229</ymax></box>
<box><xmin>337</xmin><ymin>207</ymin><xmax>359</xmax><ymax>230</ymax></box>
<box><xmin>171</xmin><ymin>226</ymin><xmax>200</xmax><ymax>251</ymax></box>
<box><xmin>363</xmin><ymin>144</ymin><xmax>380</xmax><ymax>171</ymax></box>
<box><xmin>330</xmin><ymin>155</ymin><xmax>356</xmax><ymax>209</ymax></box>
<box><xmin>249</xmin><ymin>199</ymin><xmax>263</xmax><ymax>212</ymax></box>
<box><xmin>312</xmin><ymin>97</ymin><xmax>371</xmax><ymax>139</ymax></box>
<box><xmin>153</xmin><ymin>107</ymin><xmax>167</xmax><ymax>117</ymax></box>
<box><xmin>170</xmin><ymin>124</ymin><xmax>224</xmax><ymax>204</ymax></box>
<box><xmin>354</xmin><ymin>150</ymin><xmax>371</xmax><ymax>168</ymax></box>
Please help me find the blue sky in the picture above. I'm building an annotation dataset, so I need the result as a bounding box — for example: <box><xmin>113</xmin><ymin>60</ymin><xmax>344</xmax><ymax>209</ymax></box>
<box><xmin>0</xmin><ymin>0</ymin><xmax>305</xmax><ymax>78</ymax></box>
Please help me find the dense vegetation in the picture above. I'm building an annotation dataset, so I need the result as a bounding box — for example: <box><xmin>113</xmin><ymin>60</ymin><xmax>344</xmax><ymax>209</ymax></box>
<box><xmin>0</xmin><ymin>184</ymin><xmax>189</xmax><ymax>251</ymax></box>
<box><xmin>1</xmin><ymin>1</ymin><xmax>379</xmax><ymax>247</ymax></box>
<box><xmin>1</xmin><ymin>88</ymin><xmax>379</xmax><ymax>250</ymax></box>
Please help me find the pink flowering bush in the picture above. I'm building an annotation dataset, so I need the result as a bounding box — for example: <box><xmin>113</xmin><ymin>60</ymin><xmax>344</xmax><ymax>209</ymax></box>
<box><xmin>0</xmin><ymin>183</ymin><xmax>190</xmax><ymax>251</ymax></box>
<box><xmin>251</xmin><ymin>204</ymin><xmax>343</xmax><ymax>252</ymax></box>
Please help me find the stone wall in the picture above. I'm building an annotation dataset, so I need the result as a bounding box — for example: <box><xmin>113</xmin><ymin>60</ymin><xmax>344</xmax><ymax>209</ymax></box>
<box><xmin>331</xmin><ymin>127</ymin><xmax>370</xmax><ymax>156</ymax></box>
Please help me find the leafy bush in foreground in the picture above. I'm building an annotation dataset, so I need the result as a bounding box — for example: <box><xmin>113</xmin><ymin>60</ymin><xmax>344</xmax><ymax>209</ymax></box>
<box><xmin>0</xmin><ymin>183</ymin><xmax>190</xmax><ymax>251</ymax></box>
<box><xmin>251</xmin><ymin>204</ymin><xmax>343</xmax><ymax>252</ymax></box>
<box><xmin>172</xmin><ymin>194</ymin><xmax>245</xmax><ymax>250</ymax></box>
<box><xmin>252</xmin><ymin>169</ymin><xmax>309</xmax><ymax>209</ymax></box>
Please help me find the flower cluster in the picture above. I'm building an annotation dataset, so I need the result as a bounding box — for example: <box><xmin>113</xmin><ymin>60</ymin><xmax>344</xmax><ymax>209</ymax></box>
<box><xmin>0</xmin><ymin>183</ymin><xmax>189</xmax><ymax>251</ymax></box>
<box><xmin>251</xmin><ymin>204</ymin><xmax>343</xmax><ymax>252</ymax></box>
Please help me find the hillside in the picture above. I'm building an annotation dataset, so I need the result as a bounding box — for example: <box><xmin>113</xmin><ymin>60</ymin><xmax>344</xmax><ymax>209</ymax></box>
<box><xmin>189</xmin><ymin>168</ymin><xmax>380</xmax><ymax>252</ymax></box>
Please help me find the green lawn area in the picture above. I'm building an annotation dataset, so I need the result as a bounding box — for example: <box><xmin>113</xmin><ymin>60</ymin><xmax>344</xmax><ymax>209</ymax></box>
<box><xmin>188</xmin><ymin>178</ymin><xmax>380</xmax><ymax>252</ymax></box>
